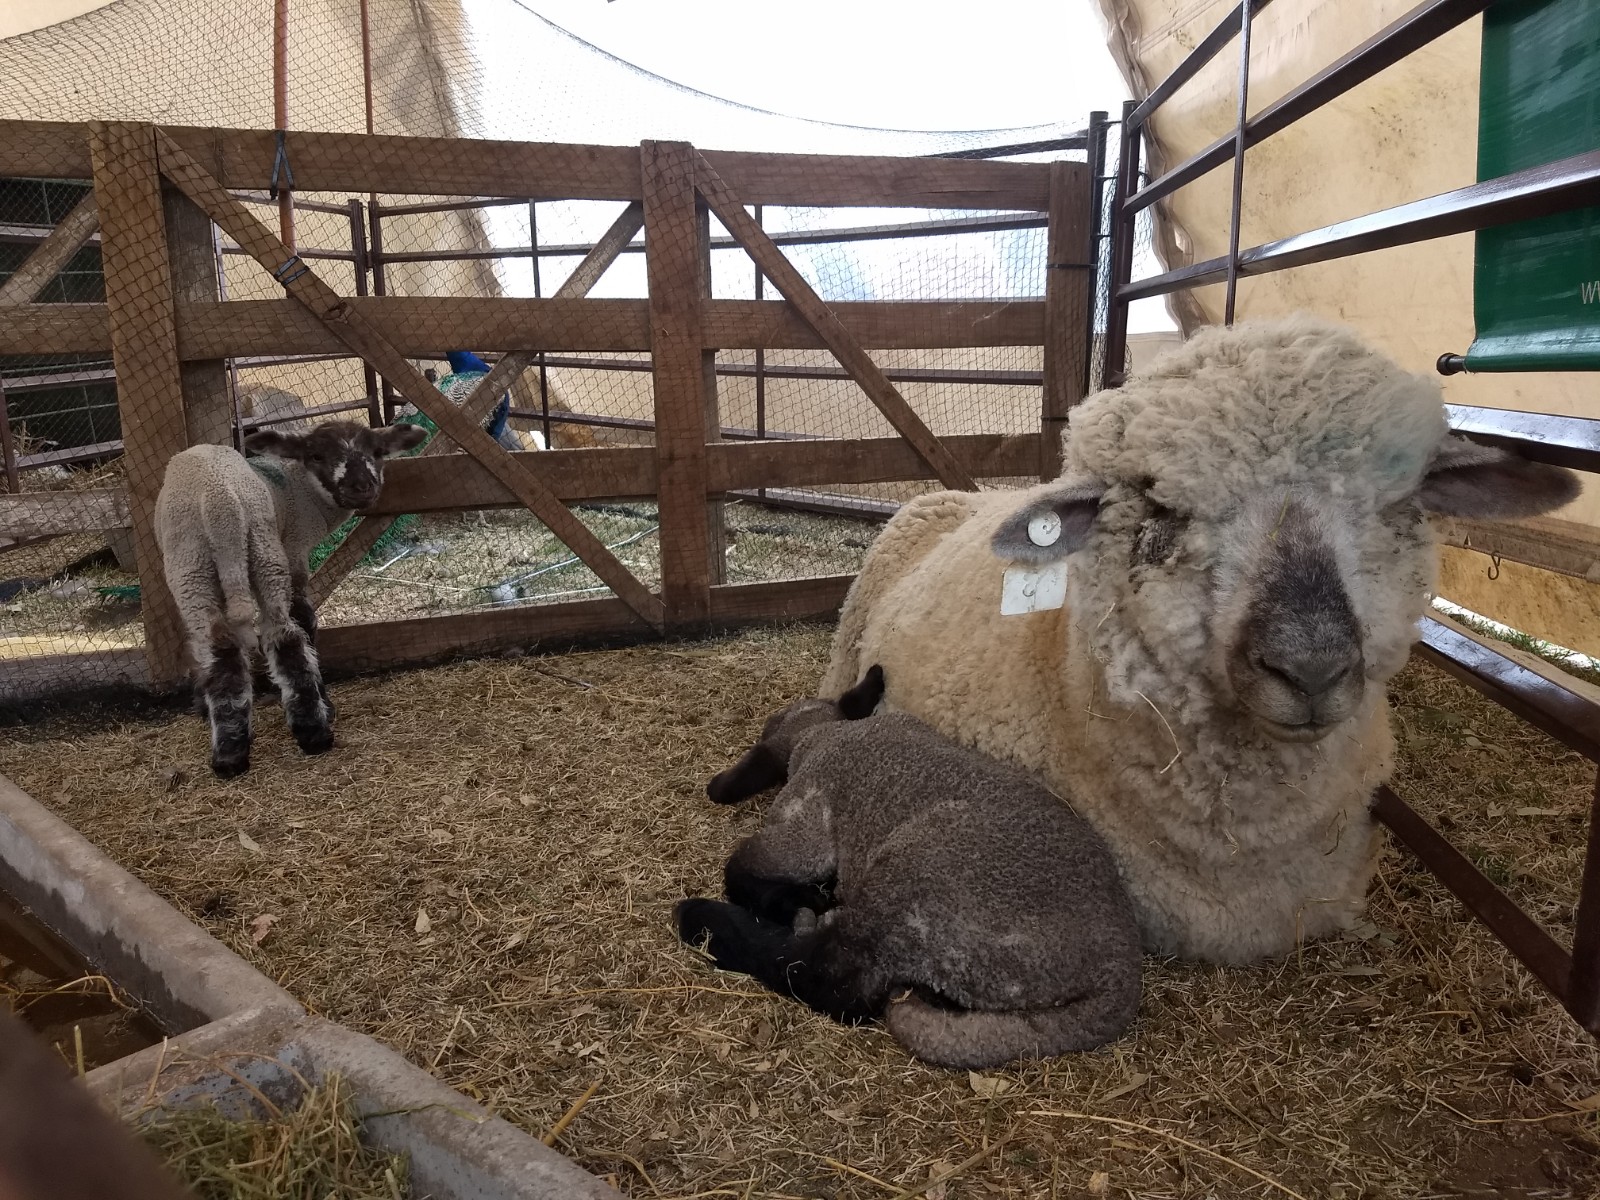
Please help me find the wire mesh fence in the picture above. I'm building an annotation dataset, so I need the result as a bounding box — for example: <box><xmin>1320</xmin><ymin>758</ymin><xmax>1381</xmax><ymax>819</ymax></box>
<box><xmin>0</xmin><ymin>0</ymin><xmax>1116</xmax><ymax>703</ymax></box>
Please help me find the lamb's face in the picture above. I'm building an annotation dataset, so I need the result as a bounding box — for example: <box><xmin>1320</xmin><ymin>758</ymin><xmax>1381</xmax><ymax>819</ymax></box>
<box><xmin>244</xmin><ymin>420</ymin><xmax>429</xmax><ymax>510</ymax></box>
<box><xmin>995</xmin><ymin>436</ymin><xmax>1578</xmax><ymax>744</ymax></box>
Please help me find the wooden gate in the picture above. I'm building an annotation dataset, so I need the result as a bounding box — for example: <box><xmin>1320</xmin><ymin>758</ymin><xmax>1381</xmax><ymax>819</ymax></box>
<box><xmin>0</xmin><ymin>120</ymin><xmax>1091</xmax><ymax>693</ymax></box>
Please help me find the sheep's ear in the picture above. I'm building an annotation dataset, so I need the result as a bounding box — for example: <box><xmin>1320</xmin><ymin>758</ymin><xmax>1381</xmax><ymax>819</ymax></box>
<box><xmin>364</xmin><ymin>423</ymin><xmax>430</xmax><ymax>458</ymax></box>
<box><xmin>242</xmin><ymin>430</ymin><xmax>306</xmax><ymax>460</ymax></box>
<box><xmin>1419</xmin><ymin>434</ymin><xmax>1580</xmax><ymax>519</ymax></box>
<box><xmin>991</xmin><ymin>476</ymin><xmax>1106</xmax><ymax>565</ymax></box>
<box><xmin>706</xmin><ymin>744</ymin><xmax>786</xmax><ymax>805</ymax></box>
<box><xmin>837</xmin><ymin>665</ymin><xmax>884</xmax><ymax>720</ymax></box>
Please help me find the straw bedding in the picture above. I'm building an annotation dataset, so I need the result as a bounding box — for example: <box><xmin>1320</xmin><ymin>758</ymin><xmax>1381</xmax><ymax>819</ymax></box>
<box><xmin>2</xmin><ymin>625</ymin><xmax>1598</xmax><ymax>1199</ymax></box>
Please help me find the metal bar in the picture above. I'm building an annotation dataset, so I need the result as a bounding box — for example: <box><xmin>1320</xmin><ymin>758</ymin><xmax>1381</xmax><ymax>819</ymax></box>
<box><xmin>530</xmin><ymin>200</ymin><xmax>550</xmax><ymax>448</ymax></box>
<box><xmin>219</xmin><ymin>245</ymin><xmax>357</xmax><ymax>261</ymax></box>
<box><xmin>349</xmin><ymin>198</ymin><xmax>380</xmax><ymax>426</ymax></box>
<box><xmin>1223</xmin><ymin>0</ymin><xmax>1253</xmax><ymax>325</ymax></box>
<box><xmin>0</xmin><ymin>368</ymin><xmax>116</xmax><ymax>392</ymax></box>
<box><xmin>1102</xmin><ymin>100</ymin><xmax>1140</xmax><ymax>389</ymax></box>
<box><xmin>754</xmin><ymin>204</ymin><xmax>766</xmax><ymax>454</ymax></box>
<box><xmin>367</xmin><ymin>197</ymin><xmax>397</xmax><ymax>422</ymax></box>
<box><xmin>728</xmin><ymin>486</ymin><xmax>899</xmax><ymax>521</ymax></box>
<box><xmin>507</xmin><ymin>409</ymin><xmax>823</xmax><ymax>443</ymax></box>
<box><xmin>369</xmin><ymin>196</ymin><xmax>532</xmax><ymax>217</ymax></box>
<box><xmin>1372</xmin><ymin>785</ymin><xmax>1572</xmax><ymax>1003</ymax></box>
<box><xmin>1119</xmin><ymin>147</ymin><xmax>1600</xmax><ymax>303</ymax></box>
<box><xmin>359</xmin><ymin>0</ymin><xmax>375</xmax><ymax>137</ymax></box>
<box><xmin>241</xmin><ymin>397</ymin><xmax>373</xmax><ymax>430</ymax></box>
<box><xmin>1444</xmin><ymin>404</ymin><xmax>1600</xmax><ymax>475</ymax></box>
<box><xmin>1414</xmin><ymin>616</ymin><xmax>1600</xmax><ymax>762</ymax></box>
<box><xmin>1127</xmin><ymin>0</ymin><xmax>1495</xmax><ymax>216</ymax></box>
<box><xmin>1128</xmin><ymin>0</ymin><xmax>1276</xmax><ymax>129</ymax></box>
<box><xmin>0</xmin><ymin>374</ymin><xmax>17</xmax><ymax>494</ymax></box>
<box><xmin>15</xmin><ymin>438</ymin><xmax>122</xmax><ymax>470</ymax></box>
<box><xmin>933</xmin><ymin>134</ymin><xmax>1088</xmax><ymax>160</ymax></box>
<box><xmin>0</xmin><ymin>221</ymin><xmax>100</xmax><ymax>246</ymax></box>
<box><xmin>227</xmin><ymin>192</ymin><xmax>355</xmax><ymax>217</ymax></box>
<box><xmin>1569</xmin><ymin>769</ymin><xmax>1600</xmax><ymax>1033</ymax></box>
<box><xmin>273</xmin><ymin>0</ymin><xmax>293</xmax><ymax>249</ymax></box>
<box><xmin>1083</xmin><ymin>110</ymin><xmax>1110</xmax><ymax>395</ymax></box>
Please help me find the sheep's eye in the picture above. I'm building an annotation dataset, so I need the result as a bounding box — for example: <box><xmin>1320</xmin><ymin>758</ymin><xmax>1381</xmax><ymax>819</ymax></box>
<box><xmin>1135</xmin><ymin>505</ymin><xmax>1185</xmax><ymax>565</ymax></box>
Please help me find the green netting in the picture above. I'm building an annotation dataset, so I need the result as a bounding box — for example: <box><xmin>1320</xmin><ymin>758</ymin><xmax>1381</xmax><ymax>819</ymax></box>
<box><xmin>1466</xmin><ymin>0</ymin><xmax>1600</xmax><ymax>372</ymax></box>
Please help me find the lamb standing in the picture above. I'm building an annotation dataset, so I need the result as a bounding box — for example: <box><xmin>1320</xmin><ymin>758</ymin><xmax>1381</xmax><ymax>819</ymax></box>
<box><xmin>155</xmin><ymin>420</ymin><xmax>427</xmax><ymax>777</ymax></box>
<box><xmin>822</xmin><ymin>316</ymin><xmax>1580</xmax><ymax>965</ymax></box>
<box><xmin>675</xmin><ymin>665</ymin><xmax>1142</xmax><ymax>1070</ymax></box>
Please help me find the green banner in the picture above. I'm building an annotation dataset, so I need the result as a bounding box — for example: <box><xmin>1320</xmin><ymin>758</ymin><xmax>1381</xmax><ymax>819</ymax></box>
<box><xmin>1466</xmin><ymin>0</ymin><xmax>1600</xmax><ymax>372</ymax></box>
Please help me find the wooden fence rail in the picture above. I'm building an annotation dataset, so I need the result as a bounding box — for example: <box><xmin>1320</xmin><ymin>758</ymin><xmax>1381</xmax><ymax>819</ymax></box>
<box><xmin>0</xmin><ymin>119</ymin><xmax>1085</xmax><ymax>691</ymax></box>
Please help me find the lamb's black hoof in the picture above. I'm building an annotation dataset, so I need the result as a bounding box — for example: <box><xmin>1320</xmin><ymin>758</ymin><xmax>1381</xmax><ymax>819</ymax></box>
<box><xmin>674</xmin><ymin>898</ymin><xmax>741</xmax><ymax>950</ymax></box>
<box><xmin>291</xmin><ymin>722</ymin><xmax>335</xmax><ymax>755</ymax></box>
<box><xmin>211</xmin><ymin>752</ymin><xmax>249</xmax><ymax>778</ymax></box>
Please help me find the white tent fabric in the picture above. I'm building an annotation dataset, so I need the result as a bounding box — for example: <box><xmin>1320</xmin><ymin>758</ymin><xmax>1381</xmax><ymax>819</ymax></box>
<box><xmin>1094</xmin><ymin>0</ymin><xmax>1600</xmax><ymax>652</ymax></box>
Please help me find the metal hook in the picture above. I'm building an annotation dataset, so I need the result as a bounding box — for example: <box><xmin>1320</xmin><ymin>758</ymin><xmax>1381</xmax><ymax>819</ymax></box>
<box><xmin>1488</xmin><ymin>553</ymin><xmax>1501</xmax><ymax>581</ymax></box>
<box><xmin>268</xmin><ymin>129</ymin><xmax>295</xmax><ymax>201</ymax></box>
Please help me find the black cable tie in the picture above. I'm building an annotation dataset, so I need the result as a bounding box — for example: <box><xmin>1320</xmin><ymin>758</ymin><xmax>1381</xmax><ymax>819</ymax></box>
<box><xmin>272</xmin><ymin>255</ymin><xmax>308</xmax><ymax>286</ymax></box>
<box><xmin>268</xmin><ymin>129</ymin><xmax>295</xmax><ymax>201</ymax></box>
<box><xmin>1046</xmin><ymin>262</ymin><xmax>1091</xmax><ymax>270</ymax></box>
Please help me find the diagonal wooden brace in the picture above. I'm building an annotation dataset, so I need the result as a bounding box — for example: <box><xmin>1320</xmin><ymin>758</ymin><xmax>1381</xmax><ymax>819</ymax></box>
<box><xmin>152</xmin><ymin>129</ymin><xmax>665</xmax><ymax>632</ymax></box>
<box><xmin>306</xmin><ymin>201</ymin><xmax>647</xmax><ymax>604</ymax></box>
<box><xmin>0</xmin><ymin>193</ymin><xmax>100</xmax><ymax>305</ymax></box>
<box><xmin>692</xmin><ymin>152</ymin><xmax>978</xmax><ymax>493</ymax></box>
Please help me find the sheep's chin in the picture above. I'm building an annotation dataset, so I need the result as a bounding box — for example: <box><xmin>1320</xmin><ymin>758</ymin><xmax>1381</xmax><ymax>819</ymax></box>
<box><xmin>1251</xmin><ymin>715</ymin><xmax>1338</xmax><ymax>744</ymax></box>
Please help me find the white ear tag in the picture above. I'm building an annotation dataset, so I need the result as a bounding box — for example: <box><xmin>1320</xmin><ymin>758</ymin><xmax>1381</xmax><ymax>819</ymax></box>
<box><xmin>1001</xmin><ymin>561</ymin><xmax>1067</xmax><ymax>615</ymax></box>
<box><xmin>1027</xmin><ymin>511</ymin><xmax>1061</xmax><ymax>548</ymax></box>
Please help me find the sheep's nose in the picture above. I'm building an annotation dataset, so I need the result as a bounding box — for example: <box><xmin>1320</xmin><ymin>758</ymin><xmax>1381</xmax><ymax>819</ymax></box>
<box><xmin>1256</xmin><ymin>648</ymin><xmax>1358</xmax><ymax>699</ymax></box>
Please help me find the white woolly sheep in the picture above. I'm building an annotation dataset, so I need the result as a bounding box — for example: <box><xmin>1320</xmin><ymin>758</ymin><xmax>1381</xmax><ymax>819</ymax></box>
<box><xmin>677</xmin><ymin>665</ymin><xmax>1142</xmax><ymax>1069</ymax></box>
<box><xmin>821</xmin><ymin>315</ymin><xmax>1580</xmax><ymax>965</ymax></box>
<box><xmin>154</xmin><ymin>420</ymin><xmax>427</xmax><ymax>777</ymax></box>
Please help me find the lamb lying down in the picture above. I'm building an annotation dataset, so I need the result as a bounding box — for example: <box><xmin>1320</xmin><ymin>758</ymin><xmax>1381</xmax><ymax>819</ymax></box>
<box><xmin>674</xmin><ymin>666</ymin><xmax>1142</xmax><ymax>1069</ymax></box>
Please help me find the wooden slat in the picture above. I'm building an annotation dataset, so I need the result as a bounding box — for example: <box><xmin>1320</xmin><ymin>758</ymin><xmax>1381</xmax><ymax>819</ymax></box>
<box><xmin>369</xmin><ymin>447</ymin><xmax>656</xmax><ymax>513</ymax></box>
<box><xmin>151</xmin><ymin>129</ymin><xmax>666</xmax><ymax>633</ymax></box>
<box><xmin>1433</xmin><ymin>514</ymin><xmax>1600</xmax><ymax>582</ymax></box>
<box><xmin>310</xmin><ymin>201</ymin><xmax>654</xmax><ymax>604</ymax></box>
<box><xmin>645</xmin><ymin>141</ymin><xmax>719</xmax><ymax>625</ymax></box>
<box><xmin>0</xmin><ymin>303</ymin><xmax>109</xmax><ymax>354</ymax></box>
<box><xmin>147</xmin><ymin>297</ymin><xmax>1046</xmax><ymax>361</ymax></box>
<box><xmin>2</xmin><ymin>120</ymin><xmax>1051</xmax><ymax>210</ymax></box>
<box><xmin>1040</xmin><ymin>161</ymin><xmax>1091</xmax><ymax>480</ymax></box>
<box><xmin>0</xmin><ymin>194</ymin><xmax>98</xmax><ymax>305</ymax></box>
<box><xmin>0</xmin><ymin>488</ymin><xmax>129</xmax><ymax>538</ymax></box>
<box><xmin>555</xmin><ymin>201</ymin><xmax>643</xmax><ymax>299</ymax></box>
<box><xmin>366</xmin><ymin>434</ymin><xmax>1036</xmax><ymax>515</ymax></box>
<box><xmin>694</xmin><ymin>152</ymin><xmax>978</xmax><ymax>493</ymax></box>
<box><xmin>315</xmin><ymin>575</ymin><xmax>852</xmax><ymax>676</ymax></box>
<box><xmin>88</xmin><ymin>122</ymin><xmax>189</xmax><ymax>687</ymax></box>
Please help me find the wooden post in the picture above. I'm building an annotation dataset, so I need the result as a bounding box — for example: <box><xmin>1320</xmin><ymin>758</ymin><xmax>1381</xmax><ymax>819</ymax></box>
<box><xmin>698</xmin><ymin>196</ymin><xmax>727</xmax><ymax>583</ymax></box>
<box><xmin>165</xmin><ymin>188</ymin><xmax>232</xmax><ymax>447</ymax></box>
<box><xmin>1041</xmin><ymin>161</ymin><xmax>1092</xmax><ymax>481</ymax></box>
<box><xmin>88</xmin><ymin>121</ymin><xmax>190</xmax><ymax>688</ymax></box>
<box><xmin>644</xmin><ymin>140</ymin><xmax>718</xmax><ymax>626</ymax></box>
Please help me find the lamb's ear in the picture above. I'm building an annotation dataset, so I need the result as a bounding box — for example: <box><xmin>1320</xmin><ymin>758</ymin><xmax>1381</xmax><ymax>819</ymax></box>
<box><xmin>363</xmin><ymin>423</ymin><xmax>430</xmax><ymax>458</ymax></box>
<box><xmin>1418</xmin><ymin>434</ymin><xmax>1580</xmax><ymax>519</ymax></box>
<box><xmin>706</xmin><ymin>744</ymin><xmax>787</xmax><ymax>805</ymax></box>
<box><xmin>242</xmin><ymin>430</ymin><xmax>307</xmax><ymax>460</ymax></box>
<box><xmin>836</xmin><ymin>664</ymin><xmax>884</xmax><ymax>720</ymax></box>
<box><xmin>991</xmin><ymin>476</ymin><xmax>1106</xmax><ymax>565</ymax></box>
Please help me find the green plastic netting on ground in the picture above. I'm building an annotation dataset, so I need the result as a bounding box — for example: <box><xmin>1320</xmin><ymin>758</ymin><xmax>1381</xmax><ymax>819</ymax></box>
<box><xmin>1466</xmin><ymin>0</ymin><xmax>1600</xmax><ymax>372</ymax></box>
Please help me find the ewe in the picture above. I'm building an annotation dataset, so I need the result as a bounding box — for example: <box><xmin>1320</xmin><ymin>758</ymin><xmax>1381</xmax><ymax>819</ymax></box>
<box><xmin>155</xmin><ymin>420</ymin><xmax>426</xmax><ymax>777</ymax></box>
<box><xmin>822</xmin><ymin>316</ymin><xmax>1579</xmax><ymax>964</ymax></box>
<box><xmin>677</xmin><ymin>666</ymin><xmax>1141</xmax><ymax>1069</ymax></box>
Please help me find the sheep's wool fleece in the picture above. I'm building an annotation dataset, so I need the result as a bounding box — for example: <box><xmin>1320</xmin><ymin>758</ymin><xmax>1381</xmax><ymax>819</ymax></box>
<box><xmin>824</xmin><ymin>316</ymin><xmax>1446</xmax><ymax>964</ymax></box>
<box><xmin>1068</xmin><ymin>317</ymin><xmax>1447</xmax><ymax>513</ymax></box>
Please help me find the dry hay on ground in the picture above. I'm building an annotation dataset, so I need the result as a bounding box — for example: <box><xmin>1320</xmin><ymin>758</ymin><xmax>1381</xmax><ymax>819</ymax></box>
<box><xmin>2</xmin><ymin>627</ymin><xmax>1599</xmax><ymax>1199</ymax></box>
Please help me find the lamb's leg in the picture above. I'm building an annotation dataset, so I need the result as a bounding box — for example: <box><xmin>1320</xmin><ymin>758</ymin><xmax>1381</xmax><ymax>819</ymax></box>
<box><xmin>722</xmin><ymin>789</ymin><xmax>839</xmax><ymax>923</ymax></box>
<box><xmin>198</xmin><ymin>615</ymin><xmax>254</xmax><ymax>778</ymax></box>
<box><xmin>255</xmin><ymin>556</ymin><xmax>333</xmax><ymax>755</ymax></box>
<box><xmin>673</xmin><ymin>899</ymin><xmax>880</xmax><ymax>1024</ymax></box>
<box><xmin>287</xmin><ymin>571</ymin><xmax>333</xmax><ymax>723</ymax></box>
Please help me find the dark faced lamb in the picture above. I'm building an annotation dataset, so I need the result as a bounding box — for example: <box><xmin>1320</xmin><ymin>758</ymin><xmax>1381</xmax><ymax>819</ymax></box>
<box><xmin>674</xmin><ymin>666</ymin><xmax>1142</xmax><ymax>1070</ymax></box>
<box><xmin>154</xmin><ymin>419</ymin><xmax>427</xmax><ymax>776</ymax></box>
